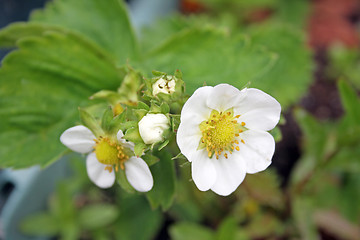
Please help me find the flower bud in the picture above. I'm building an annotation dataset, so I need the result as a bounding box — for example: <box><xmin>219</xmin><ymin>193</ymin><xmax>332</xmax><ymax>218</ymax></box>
<box><xmin>152</xmin><ymin>77</ymin><xmax>176</xmax><ymax>96</ymax></box>
<box><xmin>138</xmin><ymin>114</ymin><xmax>169</xmax><ymax>144</ymax></box>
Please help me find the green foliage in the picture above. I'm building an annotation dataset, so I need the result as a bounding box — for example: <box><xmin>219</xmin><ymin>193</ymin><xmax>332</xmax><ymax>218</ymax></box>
<box><xmin>245</xmin><ymin>23</ymin><xmax>313</xmax><ymax>108</ymax></box>
<box><xmin>140</xmin><ymin>16</ymin><xmax>312</xmax><ymax>109</ymax></box>
<box><xmin>78</xmin><ymin>205</ymin><xmax>119</xmax><ymax>230</ymax></box>
<box><xmin>0</xmin><ymin>30</ymin><xmax>124</xmax><ymax>168</ymax></box>
<box><xmin>20</xmin><ymin>213</ymin><xmax>59</xmax><ymax>236</ymax></box>
<box><xmin>114</xmin><ymin>194</ymin><xmax>163</xmax><ymax>240</ymax></box>
<box><xmin>170</xmin><ymin>222</ymin><xmax>215</xmax><ymax>240</ymax></box>
<box><xmin>143</xmin><ymin>28</ymin><xmax>276</xmax><ymax>95</ymax></box>
<box><xmin>146</xmin><ymin>150</ymin><xmax>176</xmax><ymax>210</ymax></box>
<box><xmin>328</xmin><ymin>45</ymin><xmax>360</xmax><ymax>88</ymax></box>
<box><xmin>290</xmin><ymin>80</ymin><xmax>360</xmax><ymax>231</ymax></box>
<box><xmin>30</xmin><ymin>0</ymin><xmax>139</xmax><ymax>65</ymax></box>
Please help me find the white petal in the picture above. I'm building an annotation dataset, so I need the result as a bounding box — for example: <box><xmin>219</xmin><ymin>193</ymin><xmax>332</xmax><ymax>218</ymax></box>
<box><xmin>124</xmin><ymin>157</ymin><xmax>153</xmax><ymax>192</ymax></box>
<box><xmin>60</xmin><ymin>125</ymin><xmax>95</xmax><ymax>153</ymax></box>
<box><xmin>234</xmin><ymin>88</ymin><xmax>281</xmax><ymax>131</ymax></box>
<box><xmin>117</xmin><ymin>130</ymin><xmax>135</xmax><ymax>151</ymax></box>
<box><xmin>210</xmin><ymin>154</ymin><xmax>246</xmax><ymax>196</ymax></box>
<box><xmin>180</xmin><ymin>86</ymin><xmax>213</xmax><ymax>124</ymax></box>
<box><xmin>176</xmin><ymin>115</ymin><xmax>202</xmax><ymax>162</ymax></box>
<box><xmin>117</xmin><ymin>130</ymin><xmax>126</xmax><ymax>144</ymax></box>
<box><xmin>86</xmin><ymin>152</ymin><xmax>115</xmax><ymax>188</ymax></box>
<box><xmin>177</xmin><ymin>86</ymin><xmax>213</xmax><ymax>162</ymax></box>
<box><xmin>206</xmin><ymin>84</ymin><xmax>247</xmax><ymax>112</ymax></box>
<box><xmin>191</xmin><ymin>150</ymin><xmax>217</xmax><ymax>191</ymax></box>
<box><xmin>239</xmin><ymin>129</ymin><xmax>275</xmax><ymax>174</ymax></box>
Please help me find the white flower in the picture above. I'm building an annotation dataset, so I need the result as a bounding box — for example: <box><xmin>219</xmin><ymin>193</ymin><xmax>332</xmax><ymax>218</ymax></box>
<box><xmin>138</xmin><ymin>113</ymin><xmax>169</xmax><ymax>144</ymax></box>
<box><xmin>176</xmin><ymin>84</ymin><xmax>281</xmax><ymax>196</ymax></box>
<box><xmin>152</xmin><ymin>77</ymin><xmax>176</xmax><ymax>96</ymax></box>
<box><xmin>60</xmin><ymin>125</ymin><xmax>153</xmax><ymax>191</ymax></box>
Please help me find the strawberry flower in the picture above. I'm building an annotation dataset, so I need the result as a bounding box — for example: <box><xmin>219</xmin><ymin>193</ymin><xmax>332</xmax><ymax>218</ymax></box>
<box><xmin>176</xmin><ymin>84</ymin><xmax>281</xmax><ymax>196</ymax></box>
<box><xmin>60</xmin><ymin>126</ymin><xmax>153</xmax><ymax>192</ymax></box>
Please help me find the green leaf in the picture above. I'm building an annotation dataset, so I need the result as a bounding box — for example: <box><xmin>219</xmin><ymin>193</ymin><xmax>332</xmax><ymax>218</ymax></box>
<box><xmin>20</xmin><ymin>213</ymin><xmax>59</xmax><ymax>236</ymax></box>
<box><xmin>293</xmin><ymin>197</ymin><xmax>320</xmax><ymax>240</ymax></box>
<box><xmin>290</xmin><ymin>108</ymin><xmax>337</xmax><ymax>188</ymax></box>
<box><xmin>30</xmin><ymin>0</ymin><xmax>139</xmax><ymax>64</ymax></box>
<box><xmin>170</xmin><ymin>222</ymin><xmax>215</xmax><ymax>240</ymax></box>
<box><xmin>243</xmin><ymin>170</ymin><xmax>284</xmax><ymax>210</ymax></box>
<box><xmin>246</xmin><ymin>23</ymin><xmax>313</xmax><ymax>109</ymax></box>
<box><xmin>79</xmin><ymin>204</ymin><xmax>119</xmax><ymax>230</ymax></box>
<box><xmin>338</xmin><ymin>79</ymin><xmax>360</xmax><ymax>124</ymax></box>
<box><xmin>142</xmin><ymin>28</ymin><xmax>276</xmax><ymax>95</ymax></box>
<box><xmin>146</xmin><ymin>150</ymin><xmax>176</xmax><ymax>210</ymax></box>
<box><xmin>216</xmin><ymin>217</ymin><xmax>238</xmax><ymax>240</ymax></box>
<box><xmin>0</xmin><ymin>31</ymin><xmax>124</xmax><ymax>168</ymax></box>
<box><xmin>114</xmin><ymin>194</ymin><xmax>163</xmax><ymax>240</ymax></box>
<box><xmin>0</xmin><ymin>22</ymin><xmax>64</xmax><ymax>47</ymax></box>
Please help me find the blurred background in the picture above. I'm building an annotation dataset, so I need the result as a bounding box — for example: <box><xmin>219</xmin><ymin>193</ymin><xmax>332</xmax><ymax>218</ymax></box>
<box><xmin>0</xmin><ymin>0</ymin><xmax>359</xmax><ymax>239</ymax></box>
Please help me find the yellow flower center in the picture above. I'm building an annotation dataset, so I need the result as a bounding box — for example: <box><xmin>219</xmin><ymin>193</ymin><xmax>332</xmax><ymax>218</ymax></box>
<box><xmin>199</xmin><ymin>108</ymin><xmax>246</xmax><ymax>159</ymax></box>
<box><xmin>94</xmin><ymin>137</ymin><xmax>129</xmax><ymax>171</ymax></box>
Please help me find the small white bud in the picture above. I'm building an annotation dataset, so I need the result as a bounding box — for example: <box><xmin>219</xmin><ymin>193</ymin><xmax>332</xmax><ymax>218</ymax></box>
<box><xmin>138</xmin><ymin>114</ymin><xmax>169</xmax><ymax>144</ymax></box>
<box><xmin>152</xmin><ymin>77</ymin><xmax>176</xmax><ymax>96</ymax></box>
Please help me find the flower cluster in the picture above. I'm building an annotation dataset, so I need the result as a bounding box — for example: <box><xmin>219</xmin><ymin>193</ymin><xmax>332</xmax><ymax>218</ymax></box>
<box><xmin>60</xmin><ymin>69</ymin><xmax>281</xmax><ymax>196</ymax></box>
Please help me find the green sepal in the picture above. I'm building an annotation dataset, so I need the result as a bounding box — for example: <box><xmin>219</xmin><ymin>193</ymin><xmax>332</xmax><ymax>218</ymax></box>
<box><xmin>135</xmin><ymin>109</ymin><xmax>148</xmax><ymax>120</ymax></box>
<box><xmin>136</xmin><ymin>101</ymin><xmax>150</xmax><ymax>111</ymax></box>
<box><xmin>90</xmin><ymin>90</ymin><xmax>122</xmax><ymax>105</ymax></box>
<box><xmin>160</xmin><ymin>102</ymin><xmax>170</xmax><ymax>114</ymax></box>
<box><xmin>142</xmin><ymin>154</ymin><xmax>160</xmax><ymax>166</ymax></box>
<box><xmin>134</xmin><ymin>142</ymin><xmax>147</xmax><ymax>157</ymax></box>
<box><xmin>158</xmin><ymin>139</ymin><xmax>170</xmax><ymax>151</ymax></box>
<box><xmin>171</xmin><ymin>115</ymin><xmax>181</xmax><ymax>132</ymax></box>
<box><xmin>116</xmin><ymin>169</ymin><xmax>135</xmax><ymax>193</ymax></box>
<box><xmin>79</xmin><ymin>108</ymin><xmax>104</xmax><ymax>137</ymax></box>
<box><xmin>109</xmin><ymin>110</ymin><xmax>126</xmax><ymax>133</ymax></box>
<box><xmin>119</xmin><ymin>121</ymin><xmax>137</xmax><ymax>132</ymax></box>
<box><xmin>149</xmin><ymin>100</ymin><xmax>162</xmax><ymax>113</ymax></box>
<box><xmin>152</xmin><ymin>70</ymin><xmax>167</xmax><ymax>76</ymax></box>
<box><xmin>174</xmin><ymin>69</ymin><xmax>182</xmax><ymax>79</ymax></box>
<box><xmin>171</xmin><ymin>152</ymin><xmax>187</xmax><ymax>161</ymax></box>
<box><xmin>101</xmin><ymin>106</ymin><xmax>114</xmax><ymax>133</ymax></box>
<box><xmin>117</xmin><ymin>68</ymin><xmax>142</xmax><ymax>103</ymax></box>
<box><xmin>124</xmin><ymin>127</ymin><xmax>142</xmax><ymax>143</ymax></box>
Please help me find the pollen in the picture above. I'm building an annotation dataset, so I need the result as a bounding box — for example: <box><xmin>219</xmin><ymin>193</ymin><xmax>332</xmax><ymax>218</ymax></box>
<box><xmin>94</xmin><ymin>137</ymin><xmax>129</xmax><ymax>171</ymax></box>
<box><xmin>199</xmin><ymin>108</ymin><xmax>246</xmax><ymax>159</ymax></box>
